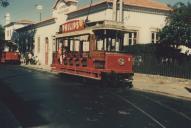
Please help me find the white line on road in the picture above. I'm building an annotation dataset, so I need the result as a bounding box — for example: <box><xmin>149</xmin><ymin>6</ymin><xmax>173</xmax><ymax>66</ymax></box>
<box><xmin>111</xmin><ymin>93</ymin><xmax>166</xmax><ymax>128</ymax></box>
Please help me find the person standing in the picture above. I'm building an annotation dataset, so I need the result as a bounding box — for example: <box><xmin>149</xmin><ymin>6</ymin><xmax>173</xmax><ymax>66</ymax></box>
<box><xmin>28</xmin><ymin>52</ymin><xmax>32</xmax><ymax>65</ymax></box>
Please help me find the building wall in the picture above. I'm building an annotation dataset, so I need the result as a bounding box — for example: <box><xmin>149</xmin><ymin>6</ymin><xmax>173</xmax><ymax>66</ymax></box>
<box><xmin>53</xmin><ymin>1</ymin><xmax>77</xmax><ymax>26</ymax></box>
<box><xmin>10</xmin><ymin>0</ymin><xmax>169</xmax><ymax>67</ymax></box>
<box><xmin>5</xmin><ymin>24</ymin><xmax>28</xmax><ymax>41</ymax></box>
<box><xmin>34</xmin><ymin>23</ymin><xmax>57</xmax><ymax>66</ymax></box>
<box><xmin>69</xmin><ymin>6</ymin><xmax>167</xmax><ymax>44</ymax></box>
<box><xmin>123</xmin><ymin>10</ymin><xmax>167</xmax><ymax>44</ymax></box>
<box><xmin>68</xmin><ymin>8</ymin><xmax>167</xmax><ymax>44</ymax></box>
<box><xmin>68</xmin><ymin>9</ymin><xmax>110</xmax><ymax>22</ymax></box>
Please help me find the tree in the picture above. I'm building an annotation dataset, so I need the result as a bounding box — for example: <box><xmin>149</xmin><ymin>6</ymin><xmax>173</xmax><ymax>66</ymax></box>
<box><xmin>0</xmin><ymin>0</ymin><xmax>9</xmax><ymax>7</ymax></box>
<box><xmin>0</xmin><ymin>25</ymin><xmax>4</xmax><ymax>40</ymax></box>
<box><xmin>159</xmin><ymin>2</ymin><xmax>191</xmax><ymax>48</ymax></box>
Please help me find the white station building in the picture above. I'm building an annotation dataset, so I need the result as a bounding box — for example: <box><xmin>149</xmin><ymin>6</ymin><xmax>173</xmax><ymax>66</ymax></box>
<box><xmin>4</xmin><ymin>0</ymin><xmax>171</xmax><ymax>66</ymax></box>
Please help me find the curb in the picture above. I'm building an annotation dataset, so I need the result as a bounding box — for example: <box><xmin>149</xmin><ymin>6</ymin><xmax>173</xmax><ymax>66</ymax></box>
<box><xmin>20</xmin><ymin>65</ymin><xmax>58</xmax><ymax>75</ymax></box>
<box><xmin>135</xmin><ymin>73</ymin><xmax>191</xmax><ymax>83</ymax></box>
<box><xmin>133</xmin><ymin>88</ymin><xmax>191</xmax><ymax>101</ymax></box>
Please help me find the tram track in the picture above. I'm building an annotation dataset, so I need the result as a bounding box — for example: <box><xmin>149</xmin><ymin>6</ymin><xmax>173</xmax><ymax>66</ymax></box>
<box><xmin>107</xmin><ymin>88</ymin><xmax>191</xmax><ymax>128</ymax></box>
<box><xmin>129</xmin><ymin>91</ymin><xmax>191</xmax><ymax>121</ymax></box>
<box><xmin>109</xmin><ymin>91</ymin><xmax>166</xmax><ymax>128</ymax></box>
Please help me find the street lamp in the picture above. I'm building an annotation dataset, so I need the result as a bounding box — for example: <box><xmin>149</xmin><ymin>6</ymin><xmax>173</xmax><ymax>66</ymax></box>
<box><xmin>35</xmin><ymin>4</ymin><xmax>43</xmax><ymax>21</ymax></box>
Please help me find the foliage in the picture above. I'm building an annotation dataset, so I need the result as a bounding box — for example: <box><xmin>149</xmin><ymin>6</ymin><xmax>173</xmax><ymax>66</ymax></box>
<box><xmin>159</xmin><ymin>2</ymin><xmax>191</xmax><ymax>48</ymax></box>
<box><xmin>125</xmin><ymin>44</ymin><xmax>156</xmax><ymax>55</ymax></box>
<box><xmin>12</xmin><ymin>25</ymin><xmax>36</xmax><ymax>54</ymax></box>
<box><xmin>0</xmin><ymin>25</ymin><xmax>4</xmax><ymax>40</ymax></box>
<box><xmin>0</xmin><ymin>0</ymin><xmax>9</xmax><ymax>7</ymax></box>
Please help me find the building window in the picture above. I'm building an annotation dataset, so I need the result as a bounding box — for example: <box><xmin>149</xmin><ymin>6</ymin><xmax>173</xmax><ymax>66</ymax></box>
<box><xmin>151</xmin><ymin>32</ymin><xmax>159</xmax><ymax>43</ymax></box>
<box><xmin>37</xmin><ymin>37</ymin><xmax>40</xmax><ymax>53</ymax></box>
<box><xmin>128</xmin><ymin>32</ymin><xmax>137</xmax><ymax>45</ymax></box>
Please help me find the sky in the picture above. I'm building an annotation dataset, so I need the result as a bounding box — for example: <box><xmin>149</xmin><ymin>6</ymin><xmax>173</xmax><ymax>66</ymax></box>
<box><xmin>0</xmin><ymin>0</ymin><xmax>190</xmax><ymax>25</ymax></box>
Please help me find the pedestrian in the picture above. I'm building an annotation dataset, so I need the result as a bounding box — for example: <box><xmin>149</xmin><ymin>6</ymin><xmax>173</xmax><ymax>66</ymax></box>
<box><xmin>28</xmin><ymin>52</ymin><xmax>32</xmax><ymax>65</ymax></box>
<box><xmin>58</xmin><ymin>47</ymin><xmax>62</xmax><ymax>64</ymax></box>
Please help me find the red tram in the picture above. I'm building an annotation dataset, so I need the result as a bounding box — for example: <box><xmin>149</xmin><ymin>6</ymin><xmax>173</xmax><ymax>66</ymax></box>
<box><xmin>0</xmin><ymin>40</ymin><xmax>20</xmax><ymax>64</ymax></box>
<box><xmin>52</xmin><ymin>20</ymin><xmax>134</xmax><ymax>87</ymax></box>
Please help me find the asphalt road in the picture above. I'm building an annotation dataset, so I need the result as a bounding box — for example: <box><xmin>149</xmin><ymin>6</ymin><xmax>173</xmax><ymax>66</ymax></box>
<box><xmin>0</xmin><ymin>65</ymin><xmax>191</xmax><ymax>128</ymax></box>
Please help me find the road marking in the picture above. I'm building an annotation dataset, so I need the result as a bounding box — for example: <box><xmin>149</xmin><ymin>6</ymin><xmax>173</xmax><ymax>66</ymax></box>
<box><xmin>137</xmin><ymin>93</ymin><xmax>191</xmax><ymax>121</ymax></box>
<box><xmin>111</xmin><ymin>93</ymin><xmax>166</xmax><ymax>128</ymax></box>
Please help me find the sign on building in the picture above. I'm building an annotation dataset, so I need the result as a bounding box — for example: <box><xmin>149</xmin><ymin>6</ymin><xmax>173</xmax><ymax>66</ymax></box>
<box><xmin>60</xmin><ymin>20</ymin><xmax>85</xmax><ymax>33</ymax></box>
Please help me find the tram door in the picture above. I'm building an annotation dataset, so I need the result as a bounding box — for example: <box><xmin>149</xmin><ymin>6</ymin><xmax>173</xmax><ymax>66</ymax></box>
<box><xmin>45</xmin><ymin>37</ymin><xmax>49</xmax><ymax>65</ymax></box>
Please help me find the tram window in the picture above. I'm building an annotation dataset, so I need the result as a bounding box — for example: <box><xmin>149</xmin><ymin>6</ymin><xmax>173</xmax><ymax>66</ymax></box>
<box><xmin>83</xmin><ymin>41</ymin><xmax>89</xmax><ymax>52</ymax></box>
<box><xmin>97</xmin><ymin>39</ymin><xmax>104</xmax><ymax>51</ymax></box>
<box><xmin>4</xmin><ymin>46</ymin><xmax>9</xmax><ymax>52</ymax></box>
<box><xmin>116</xmin><ymin>41</ymin><xmax>120</xmax><ymax>51</ymax></box>
<box><xmin>59</xmin><ymin>40</ymin><xmax>63</xmax><ymax>48</ymax></box>
<box><xmin>70</xmin><ymin>40</ymin><xmax>74</xmax><ymax>51</ymax></box>
<box><xmin>124</xmin><ymin>33</ymin><xmax>129</xmax><ymax>46</ymax></box>
<box><xmin>74</xmin><ymin>40</ymin><xmax>80</xmax><ymax>52</ymax></box>
<box><xmin>111</xmin><ymin>39</ymin><xmax>116</xmax><ymax>51</ymax></box>
<box><xmin>95</xmin><ymin>30</ymin><xmax>126</xmax><ymax>52</ymax></box>
<box><xmin>64</xmin><ymin>40</ymin><xmax>68</xmax><ymax>47</ymax></box>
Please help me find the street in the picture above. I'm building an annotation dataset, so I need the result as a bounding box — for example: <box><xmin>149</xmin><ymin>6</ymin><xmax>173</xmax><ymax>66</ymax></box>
<box><xmin>0</xmin><ymin>65</ymin><xmax>191</xmax><ymax>128</ymax></box>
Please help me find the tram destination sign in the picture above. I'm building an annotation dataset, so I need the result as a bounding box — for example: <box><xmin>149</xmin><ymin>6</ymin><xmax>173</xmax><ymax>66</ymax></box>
<box><xmin>60</xmin><ymin>20</ymin><xmax>85</xmax><ymax>33</ymax></box>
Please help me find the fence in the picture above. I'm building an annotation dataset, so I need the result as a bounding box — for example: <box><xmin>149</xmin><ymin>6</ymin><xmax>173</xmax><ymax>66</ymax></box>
<box><xmin>125</xmin><ymin>44</ymin><xmax>191</xmax><ymax>79</ymax></box>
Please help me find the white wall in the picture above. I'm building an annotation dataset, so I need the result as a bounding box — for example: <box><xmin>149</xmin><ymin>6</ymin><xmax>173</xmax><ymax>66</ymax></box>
<box><xmin>34</xmin><ymin>23</ymin><xmax>57</xmax><ymax>66</ymax></box>
<box><xmin>69</xmin><ymin>9</ymin><xmax>111</xmax><ymax>22</ymax></box>
<box><xmin>53</xmin><ymin>1</ymin><xmax>77</xmax><ymax>25</ymax></box>
<box><xmin>68</xmin><ymin>8</ymin><xmax>167</xmax><ymax>44</ymax></box>
<box><xmin>33</xmin><ymin>0</ymin><xmax>78</xmax><ymax>66</ymax></box>
<box><xmin>123</xmin><ymin>10</ymin><xmax>167</xmax><ymax>44</ymax></box>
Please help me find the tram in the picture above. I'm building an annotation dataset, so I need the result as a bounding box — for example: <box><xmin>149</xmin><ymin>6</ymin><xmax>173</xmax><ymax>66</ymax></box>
<box><xmin>52</xmin><ymin>20</ymin><xmax>134</xmax><ymax>87</ymax></box>
<box><xmin>0</xmin><ymin>40</ymin><xmax>20</xmax><ymax>64</ymax></box>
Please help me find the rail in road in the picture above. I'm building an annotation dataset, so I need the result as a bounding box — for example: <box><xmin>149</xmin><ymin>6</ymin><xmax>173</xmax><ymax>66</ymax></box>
<box><xmin>108</xmin><ymin>90</ymin><xmax>191</xmax><ymax>128</ymax></box>
<box><xmin>0</xmin><ymin>65</ymin><xmax>191</xmax><ymax>128</ymax></box>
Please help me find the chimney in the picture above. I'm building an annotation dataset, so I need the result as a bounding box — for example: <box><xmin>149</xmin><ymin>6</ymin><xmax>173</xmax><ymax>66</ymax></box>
<box><xmin>5</xmin><ymin>13</ymin><xmax>11</xmax><ymax>25</ymax></box>
<box><xmin>112</xmin><ymin>0</ymin><xmax>117</xmax><ymax>21</ymax></box>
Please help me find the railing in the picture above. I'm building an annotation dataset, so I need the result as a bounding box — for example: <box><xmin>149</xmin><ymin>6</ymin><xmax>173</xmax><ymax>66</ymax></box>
<box><xmin>124</xmin><ymin>44</ymin><xmax>191</xmax><ymax>79</ymax></box>
<box><xmin>133</xmin><ymin>54</ymin><xmax>191</xmax><ymax>79</ymax></box>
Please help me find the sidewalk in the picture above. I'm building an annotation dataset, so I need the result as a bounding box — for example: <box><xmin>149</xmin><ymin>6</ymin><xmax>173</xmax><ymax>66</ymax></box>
<box><xmin>21</xmin><ymin>65</ymin><xmax>191</xmax><ymax>100</ymax></box>
<box><xmin>21</xmin><ymin>64</ymin><xmax>53</xmax><ymax>73</ymax></box>
<box><xmin>133</xmin><ymin>73</ymin><xmax>191</xmax><ymax>100</ymax></box>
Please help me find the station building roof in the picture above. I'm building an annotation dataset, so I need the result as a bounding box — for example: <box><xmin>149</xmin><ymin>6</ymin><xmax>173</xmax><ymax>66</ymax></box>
<box><xmin>66</xmin><ymin>0</ymin><xmax>172</xmax><ymax>15</ymax></box>
<box><xmin>4</xmin><ymin>19</ymin><xmax>34</xmax><ymax>27</ymax></box>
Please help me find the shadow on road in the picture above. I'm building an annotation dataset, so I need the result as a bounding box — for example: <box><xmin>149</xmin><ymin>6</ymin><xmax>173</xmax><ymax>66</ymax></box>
<box><xmin>0</xmin><ymin>81</ymin><xmax>49</xmax><ymax>127</ymax></box>
<box><xmin>56</xmin><ymin>73</ymin><xmax>130</xmax><ymax>89</ymax></box>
